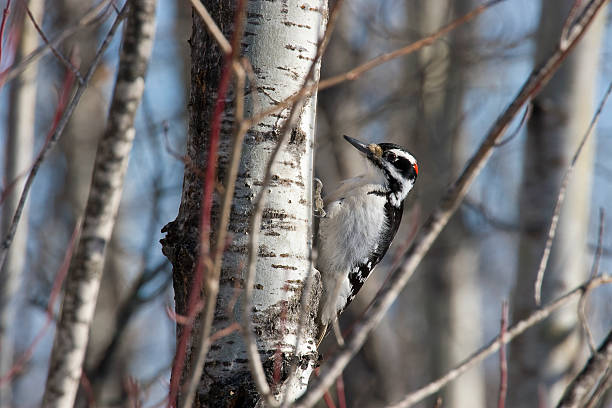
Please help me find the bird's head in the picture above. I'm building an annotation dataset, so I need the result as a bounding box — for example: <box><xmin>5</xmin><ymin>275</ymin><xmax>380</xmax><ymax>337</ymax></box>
<box><xmin>343</xmin><ymin>135</ymin><xmax>418</xmax><ymax>207</ymax></box>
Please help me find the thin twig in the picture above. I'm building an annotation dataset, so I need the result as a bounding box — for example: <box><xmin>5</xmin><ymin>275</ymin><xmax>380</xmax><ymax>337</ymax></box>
<box><xmin>178</xmin><ymin>5</ymin><xmax>248</xmax><ymax>405</ymax></box>
<box><xmin>25</xmin><ymin>4</ymin><xmax>84</xmax><ymax>84</ymax></box>
<box><xmin>579</xmin><ymin>207</ymin><xmax>605</xmax><ymax>354</ymax></box>
<box><xmin>168</xmin><ymin>1</ymin><xmax>245</xmax><ymax>405</ymax></box>
<box><xmin>0</xmin><ymin>218</ymin><xmax>81</xmax><ymax>384</ymax></box>
<box><xmin>462</xmin><ymin>198</ymin><xmax>518</xmax><ymax>232</ymax></box>
<box><xmin>494</xmin><ymin>102</ymin><xmax>532</xmax><ymax>147</ymax></box>
<box><xmin>497</xmin><ymin>302</ymin><xmax>508</xmax><ymax>408</ymax></box>
<box><xmin>534</xmin><ymin>81</ymin><xmax>612</xmax><ymax>306</ymax></box>
<box><xmin>584</xmin><ymin>365</ymin><xmax>612</xmax><ymax>408</ymax></box>
<box><xmin>0</xmin><ymin>0</ymin><xmax>11</xmax><ymax>64</ymax></box>
<box><xmin>244</xmin><ymin>0</ymin><xmax>508</xmax><ymax>131</ymax></box>
<box><xmin>556</xmin><ymin>329</ymin><xmax>612</xmax><ymax>408</ymax></box>
<box><xmin>279</xmin><ymin>2</ymin><xmax>345</xmax><ymax>397</ymax></box>
<box><xmin>560</xmin><ymin>0</ymin><xmax>586</xmax><ymax>49</ymax></box>
<box><xmin>0</xmin><ymin>2</ymin><xmax>129</xmax><ymax>271</ymax></box>
<box><xmin>336</xmin><ymin>374</ymin><xmax>346</xmax><ymax>408</ymax></box>
<box><xmin>41</xmin><ymin>0</ymin><xmax>155</xmax><ymax>405</ymax></box>
<box><xmin>242</xmin><ymin>1</ymin><xmax>342</xmax><ymax>404</ymax></box>
<box><xmin>295</xmin><ymin>1</ymin><xmax>610</xmax><ymax>406</ymax></box>
<box><xmin>187</xmin><ymin>0</ymin><xmax>231</xmax><ymax>55</ymax></box>
<box><xmin>578</xmin><ymin>281</ymin><xmax>598</xmax><ymax>354</ymax></box>
<box><xmin>590</xmin><ymin>208</ymin><xmax>605</xmax><ymax>279</ymax></box>
<box><xmin>386</xmin><ymin>275</ymin><xmax>612</xmax><ymax>408</ymax></box>
<box><xmin>1</xmin><ymin>0</ymin><xmax>112</xmax><ymax>85</ymax></box>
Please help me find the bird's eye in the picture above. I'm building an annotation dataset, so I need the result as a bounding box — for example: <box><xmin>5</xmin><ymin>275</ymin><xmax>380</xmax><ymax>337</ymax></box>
<box><xmin>386</xmin><ymin>152</ymin><xmax>397</xmax><ymax>161</ymax></box>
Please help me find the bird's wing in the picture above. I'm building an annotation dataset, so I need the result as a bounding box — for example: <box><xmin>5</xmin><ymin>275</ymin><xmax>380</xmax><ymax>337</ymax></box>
<box><xmin>323</xmin><ymin>175</ymin><xmax>369</xmax><ymax>206</ymax></box>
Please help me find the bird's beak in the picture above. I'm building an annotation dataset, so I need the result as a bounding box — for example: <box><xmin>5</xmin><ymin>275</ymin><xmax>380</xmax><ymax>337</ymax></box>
<box><xmin>343</xmin><ymin>135</ymin><xmax>383</xmax><ymax>160</ymax></box>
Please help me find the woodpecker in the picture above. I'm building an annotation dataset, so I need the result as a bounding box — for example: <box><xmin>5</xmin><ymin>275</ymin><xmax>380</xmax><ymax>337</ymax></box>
<box><xmin>316</xmin><ymin>135</ymin><xmax>418</xmax><ymax>345</ymax></box>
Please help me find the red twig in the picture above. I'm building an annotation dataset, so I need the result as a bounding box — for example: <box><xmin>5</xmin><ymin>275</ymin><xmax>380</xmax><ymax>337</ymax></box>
<box><xmin>1</xmin><ymin>49</ymin><xmax>78</xmax><ymax>206</ymax></box>
<box><xmin>0</xmin><ymin>218</ymin><xmax>81</xmax><ymax>384</ymax></box>
<box><xmin>0</xmin><ymin>0</ymin><xmax>11</xmax><ymax>64</ymax></box>
<box><xmin>125</xmin><ymin>377</ymin><xmax>142</xmax><ymax>408</ymax></box>
<box><xmin>315</xmin><ymin>368</ymin><xmax>337</xmax><ymax>408</ymax></box>
<box><xmin>80</xmin><ymin>371</ymin><xmax>96</xmax><ymax>408</ymax></box>
<box><xmin>497</xmin><ymin>302</ymin><xmax>509</xmax><ymax>408</ymax></box>
<box><xmin>336</xmin><ymin>374</ymin><xmax>346</xmax><ymax>408</ymax></box>
<box><xmin>165</xmin><ymin>303</ymin><xmax>203</xmax><ymax>326</ymax></box>
<box><xmin>25</xmin><ymin>4</ymin><xmax>84</xmax><ymax>84</ymax></box>
<box><xmin>48</xmin><ymin>50</ymin><xmax>79</xmax><ymax>138</ymax></box>
<box><xmin>167</xmin><ymin>4</ymin><xmax>241</xmax><ymax>405</ymax></box>
<box><xmin>208</xmin><ymin>322</ymin><xmax>241</xmax><ymax>344</ymax></box>
<box><xmin>323</xmin><ymin>391</ymin><xmax>337</xmax><ymax>408</ymax></box>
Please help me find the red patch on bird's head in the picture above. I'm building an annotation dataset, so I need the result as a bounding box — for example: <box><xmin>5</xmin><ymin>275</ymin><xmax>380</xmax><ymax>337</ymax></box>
<box><xmin>413</xmin><ymin>163</ymin><xmax>418</xmax><ymax>175</ymax></box>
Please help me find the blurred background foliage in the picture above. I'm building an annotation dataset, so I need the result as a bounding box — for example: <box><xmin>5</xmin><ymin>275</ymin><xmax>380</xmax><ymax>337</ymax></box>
<box><xmin>0</xmin><ymin>0</ymin><xmax>611</xmax><ymax>406</ymax></box>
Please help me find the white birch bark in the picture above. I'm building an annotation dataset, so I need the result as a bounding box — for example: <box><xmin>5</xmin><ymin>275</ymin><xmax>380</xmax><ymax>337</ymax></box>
<box><xmin>40</xmin><ymin>2</ymin><xmax>156</xmax><ymax>407</ymax></box>
<box><xmin>0</xmin><ymin>1</ymin><xmax>44</xmax><ymax>405</ymax></box>
<box><xmin>161</xmin><ymin>1</ymin><xmax>326</xmax><ymax>405</ymax></box>
<box><xmin>509</xmin><ymin>1</ymin><xmax>606</xmax><ymax>406</ymax></box>
<box><xmin>211</xmin><ymin>0</ymin><xmax>326</xmax><ymax>400</ymax></box>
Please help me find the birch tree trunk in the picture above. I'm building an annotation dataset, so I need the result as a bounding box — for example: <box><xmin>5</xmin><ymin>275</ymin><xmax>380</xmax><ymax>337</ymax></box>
<box><xmin>509</xmin><ymin>1</ymin><xmax>606</xmax><ymax>406</ymax></box>
<box><xmin>41</xmin><ymin>1</ymin><xmax>157</xmax><ymax>406</ymax></box>
<box><xmin>0</xmin><ymin>1</ymin><xmax>43</xmax><ymax>405</ymax></box>
<box><xmin>161</xmin><ymin>1</ymin><xmax>326</xmax><ymax>406</ymax></box>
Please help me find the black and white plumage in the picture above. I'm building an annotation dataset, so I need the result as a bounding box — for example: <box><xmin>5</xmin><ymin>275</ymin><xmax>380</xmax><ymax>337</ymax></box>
<box><xmin>316</xmin><ymin>136</ymin><xmax>418</xmax><ymax>343</ymax></box>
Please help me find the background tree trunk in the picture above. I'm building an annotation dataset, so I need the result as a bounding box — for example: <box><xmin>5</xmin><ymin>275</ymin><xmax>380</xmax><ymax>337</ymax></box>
<box><xmin>409</xmin><ymin>1</ymin><xmax>486</xmax><ymax>407</ymax></box>
<box><xmin>0</xmin><ymin>1</ymin><xmax>43</xmax><ymax>405</ymax></box>
<box><xmin>161</xmin><ymin>0</ymin><xmax>326</xmax><ymax>405</ymax></box>
<box><xmin>509</xmin><ymin>1</ymin><xmax>607</xmax><ymax>407</ymax></box>
<box><xmin>41</xmin><ymin>1</ymin><xmax>157</xmax><ymax>406</ymax></box>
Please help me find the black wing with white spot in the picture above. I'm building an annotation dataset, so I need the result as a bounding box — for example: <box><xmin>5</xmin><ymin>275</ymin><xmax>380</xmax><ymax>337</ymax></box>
<box><xmin>345</xmin><ymin>200</ymin><xmax>404</xmax><ymax>309</ymax></box>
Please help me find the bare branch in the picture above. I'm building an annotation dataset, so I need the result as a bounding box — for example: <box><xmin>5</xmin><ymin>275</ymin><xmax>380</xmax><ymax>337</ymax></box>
<box><xmin>534</xmin><ymin>81</ymin><xmax>612</xmax><ymax>306</ymax></box>
<box><xmin>561</xmin><ymin>0</ymin><xmax>584</xmax><ymax>43</ymax></box>
<box><xmin>590</xmin><ymin>208</ymin><xmax>605</xmax><ymax>280</ymax></box>
<box><xmin>387</xmin><ymin>276</ymin><xmax>612</xmax><ymax>408</ymax></box>
<box><xmin>187</xmin><ymin>0</ymin><xmax>231</xmax><ymax>55</ymax></box>
<box><xmin>317</xmin><ymin>0</ymin><xmax>505</xmax><ymax>90</ymax></box>
<box><xmin>0</xmin><ymin>219</ymin><xmax>80</xmax><ymax>385</ymax></box>
<box><xmin>178</xmin><ymin>15</ymin><xmax>248</xmax><ymax>408</ymax></box>
<box><xmin>0</xmin><ymin>2</ymin><xmax>128</xmax><ymax>271</ymax></box>
<box><xmin>462</xmin><ymin>198</ymin><xmax>518</xmax><ymax>232</ymax></box>
<box><xmin>0</xmin><ymin>0</ymin><xmax>11</xmax><ymax>64</ymax></box>
<box><xmin>1</xmin><ymin>0</ymin><xmax>112</xmax><ymax>85</ymax></box>
<box><xmin>245</xmin><ymin>0</ymin><xmax>508</xmax><ymax>131</ymax></box>
<box><xmin>584</xmin><ymin>366</ymin><xmax>612</xmax><ymax>408</ymax></box>
<box><xmin>168</xmin><ymin>0</ymin><xmax>247</xmax><ymax>405</ymax></box>
<box><xmin>497</xmin><ymin>302</ymin><xmax>508</xmax><ymax>408</ymax></box>
<box><xmin>579</xmin><ymin>208</ymin><xmax>605</xmax><ymax>355</ymax></box>
<box><xmin>578</xmin><ymin>282</ymin><xmax>598</xmax><ymax>355</ymax></box>
<box><xmin>295</xmin><ymin>1</ymin><xmax>610</xmax><ymax>406</ymax></box>
<box><xmin>556</xmin><ymin>329</ymin><xmax>612</xmax><ymax>408</ymax></box>
<box><xmin>25</xmin><ymin>4</ymin><xmax>84</xmax><ymax>84</ymax></box>
<box><xmin>494</xmin><ymin>102</ymin><xmax>532</xmax><ymax>147</ymax></box>
<box><xmin>242</xmin><ymin>1</ymin><xmax>342</xmax><ymax>404</ymax></box>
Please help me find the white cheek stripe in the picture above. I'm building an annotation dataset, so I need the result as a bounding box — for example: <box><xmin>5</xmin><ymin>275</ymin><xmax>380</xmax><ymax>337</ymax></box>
<box><xmin>381</xmin><ymin>153</ymin><xmax>416</xmax><ymax>207</ymax></box>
